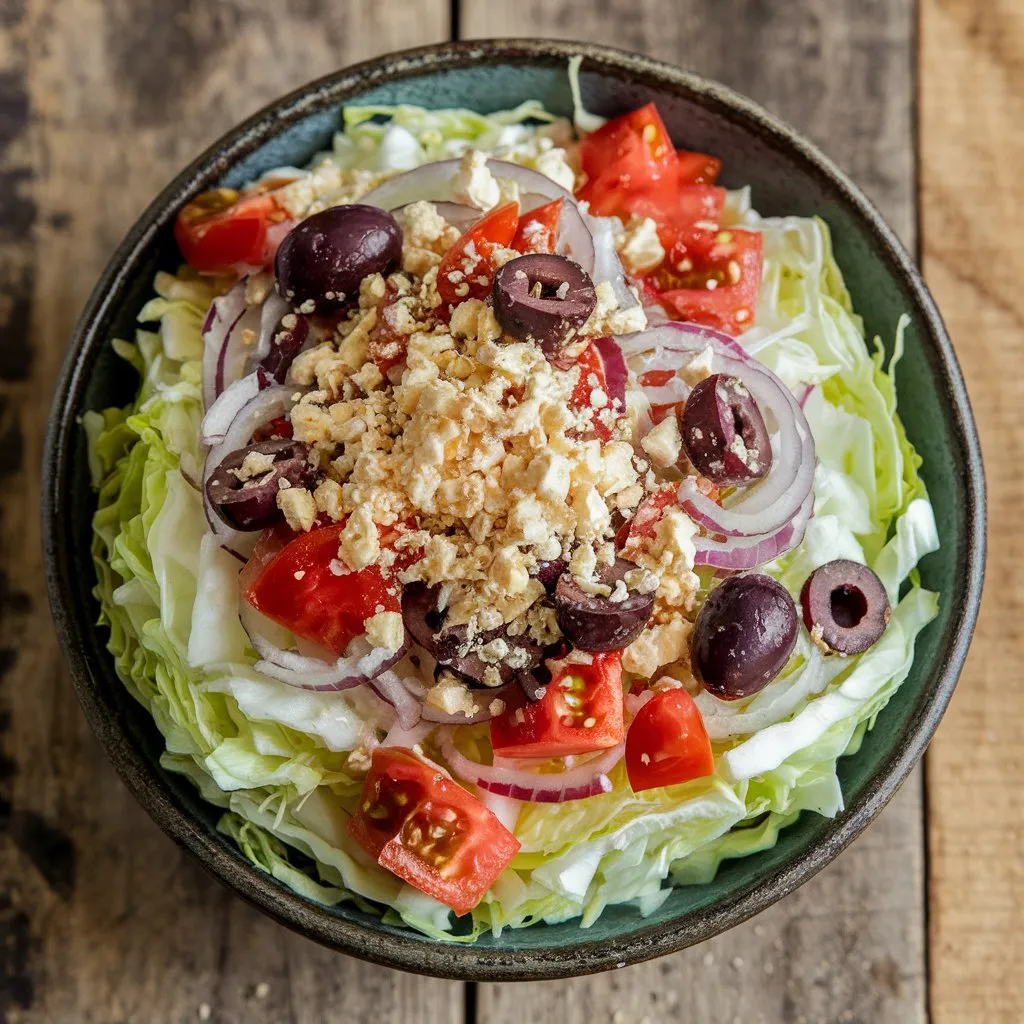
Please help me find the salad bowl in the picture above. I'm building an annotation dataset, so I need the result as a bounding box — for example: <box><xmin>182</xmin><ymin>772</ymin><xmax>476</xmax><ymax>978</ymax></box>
<box><xmin>42</xmin><ymin>38</ymin><xmax>984</xmax><ymax>979</ymax></box>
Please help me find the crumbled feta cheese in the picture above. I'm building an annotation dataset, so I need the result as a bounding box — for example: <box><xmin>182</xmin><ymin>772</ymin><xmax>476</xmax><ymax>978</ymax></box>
<box><xmin>276</xmin><ymin>487</ymin><xmax>316</xmax><ymax>532</ymax></box>
<box><xmin>452</xmin><ymin>149</ymin><xmax>501</xmax><ymax>210</ymax></box>
<box><xmin>363</xmin><ymin>611</ymin><xmax>405</xmax><ymax>652</ymax></box>
<box><xmin>617</xmin><ymin>216</ymin><xmax>665</xmax><ymax>274</ymax></box>
<box><xmin>622</xmin><ymin>617</ymin><xmax>692</xmax><ymax>676</ymax></box>
<box><xmin>338</xmin><ymin>503</ymin><xmax>380</xmax><ymax>571</ymax></box>
<box><xmin>641</xmin><ymin>415</ymin><xmax>683</xmax><ymax>468</ymax></box>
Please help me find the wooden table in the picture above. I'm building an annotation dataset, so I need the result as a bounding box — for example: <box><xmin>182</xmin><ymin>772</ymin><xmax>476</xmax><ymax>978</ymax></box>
<box><xmin>0</xmin><ymin>0</ymin><xmax>1015</xmax><ymax>1020</ymax></box>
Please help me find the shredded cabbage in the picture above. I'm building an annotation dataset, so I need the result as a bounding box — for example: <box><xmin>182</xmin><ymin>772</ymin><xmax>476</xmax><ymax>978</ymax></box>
<box><xmin>87</xmin><ymin>103</ymin><xmax>938</xmax><ymax>940</ymax></box>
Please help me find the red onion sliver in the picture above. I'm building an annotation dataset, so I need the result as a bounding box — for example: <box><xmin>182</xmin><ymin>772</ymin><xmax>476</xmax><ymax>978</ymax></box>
<box><xmin>241</xmin><ymin>603</ymin><xmax>410</xmax><ymax>691</ymax></box>
<box><xmin>439</xmin><ymin>730</ymin><xmax>624</xmax><ymax>804</ymax></box>
<box><xmin>201</xmin><ymin>280</ymin><xmax>248</xmax><ymax>411</ymax></box>
<box><xmin>363</xmin><ymin>159</ymin><xmax>596</xmax><ymax>276</ymax></box>
<box><xmin>371</xmin><ymin>669</ymin><xmax>423</xmax><ymax>730</ymax></box>
<box><xmin>200</xmin><ymin>369</ymin><xmax>273</xmax><ymax>447</ymax></box>
<box><xmin>676</xmin><ymin>350</ymin><xmax>813</xmax><ymax>538</ymax></box>
<box><xmin>692</xmin><ymin>490</ymin><xmax>814</xmax><ymax>570</ymax></box>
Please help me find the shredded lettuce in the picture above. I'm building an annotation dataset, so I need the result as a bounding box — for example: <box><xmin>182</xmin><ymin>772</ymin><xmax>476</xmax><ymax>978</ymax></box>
<box><xmin>87</xmin><ymin>104</ymin><xmax>939</xmax><ymax>941</ymax></box>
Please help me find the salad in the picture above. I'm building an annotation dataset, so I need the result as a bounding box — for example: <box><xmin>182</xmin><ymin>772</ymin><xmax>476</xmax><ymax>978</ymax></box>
<box><xmin>87</xmin><ymin>70</ymin><xmax>939</xmax><ymax>939</ymax></box>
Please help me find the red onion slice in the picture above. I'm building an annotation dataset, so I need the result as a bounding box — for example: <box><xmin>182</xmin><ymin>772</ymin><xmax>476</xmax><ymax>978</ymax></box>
<box><xmin>579</xmin><ymin>207</ymin><xmax>640</xmax><ymax>312</ymax></box>
<box><xmin>693</xmin><ymin>490</ymin><xmax>813</xmax><ymax>570</ymax></box>
<box><xmin>439</xmin><ymin>730</ymin><xmax>624</xmax><ymax>804</ymax></box>
<box><xmin>624</xmin><ymin>322</ymin><xmax>816</xmax><ymax>541</ymax></box>
<box><xmin>254</xmin><ymin>290</ymin><xmax>291</xmax><ymax>363</ymax></box>
<box><xmin>363</xmin><ymin>159</ymin><xmax>596</xmax><ymax>275</ymax></box>
<box><xmin>593</xmin><ymin>336</ymin><xmax>628</xmax><ymax>409</ymax></box>
<box><xmin>240</xmin><ymin>604</ymin><xmax>410</xmax><ymax>691</ymax></box>
<box><xmin>200</xmin><ymin>368</ymin><xmax>274</xmax><ymax>447</ymax></box>
<box><xmin>201</xmin><ymin>383</ymin><xmax>305</xmax><ymax>551</ymax></box>
<box><xmin>201</xmin><ymin>280</ymin><xmax>249</xmax><ymax>411</ymax></box>
<box><xmin>677</xmin><ymin>351</ymin><xmax>813</xmax><ymax>538</ymax></box>
<box><xmin>371</xmin><ymin>669</ymin><xmax>423</xmax><ymax>730</ymax></box>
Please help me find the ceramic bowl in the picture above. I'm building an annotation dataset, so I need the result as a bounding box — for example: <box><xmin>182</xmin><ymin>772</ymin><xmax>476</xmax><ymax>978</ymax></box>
<box><xmin>42</xmin><ymin>39</ymin><xmax>985</xmax><ymax>980</ymax></box>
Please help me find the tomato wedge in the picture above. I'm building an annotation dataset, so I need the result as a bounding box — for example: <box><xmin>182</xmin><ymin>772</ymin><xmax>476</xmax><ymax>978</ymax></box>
<box><xmin>579</xmin><ymin>102</ymin><xmax>677</xmax><ymax>193</ymax></box>
<box><xmin>491</xmin><ymin>652</ymin><xmax>624</xmax><ymax>759</ymax></box>
<box><xmin>437</xmin><ymin>202</ymin><xmax>519</xmax><ymax>305</ymax></box>
<box><xmin>512</xmin><ymin>198</ymin><xmax>563</xmax><ymax>254</ymax></box>
<box><xmin>675</xmin><ymin>150</ymin><xmax>722</xmax><ymax>186</ymax></box>
<box><xmin>243</xmin><ymin>522</ymin><xmax>400</xmax><ymax>656</ymax></box>
<box><xmin>651</xmin><ymin>228</ymin><xmax>763</xmax><ymax>335</ymax></box>
<box><xmin>568</xmin><ymin>343</ymin><xmax>616</xmax><ymax>443</ymax></box>
<box><xmin>625</xmin><ymin>688</ymin><xmax>715</xmax><ymax>792</ymax></box>
<box><xmin>174</xmin><ymin>188</ymin><xmax>284</xmax><ymax>272</ymax></box>
<box><xmin>349</xmin><ymin>748</ymin><xmax>520</xmax><ymax>915</ymax></box>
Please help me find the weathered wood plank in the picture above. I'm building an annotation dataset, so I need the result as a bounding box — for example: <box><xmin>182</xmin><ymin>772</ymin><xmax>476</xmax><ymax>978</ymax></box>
<box><xmin>0</xmin><ymin>2</ymin><xmax>456</xmax><ymax>1021</ymax></box>
<box><xmin>462</xmin><ymin>3</ymin><xmax>926</xmax><ymax>1021</ymax></box>
<box><xmin>920</xmin><ymin>1</ymin><xmax>1023</xmax><ymax>1021</ymax></box>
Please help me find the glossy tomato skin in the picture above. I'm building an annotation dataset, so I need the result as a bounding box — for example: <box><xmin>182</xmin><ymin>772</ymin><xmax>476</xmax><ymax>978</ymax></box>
<box><xmin>174</xmin><ymin>189</ymin><xmax>283</xmax><ymax>272</ymax></box>
<box><xmin>437</xmin><ymin>203</ymin><xmax>519</xmax><ymax>305</ymax></box>
<box><xmin>578</xmin><ymin>103</ymin><xmax>676</xmax><ymax>200</ymax></box>
<box><xmin>512</xmin><ymin>198</ymin><xmax>563</xmax><ymax>254</ymax></box>
<box><xmin>349</xmin><ymin>748</ymin><xmax>520</xmax><ymax>916</ymax></box>
<box><xmin>491</xmin><ymin>652</ymin><xmax>625</xmax><ymax>759</ymax></box>
<box><xmin>675</xmin><ymin>150</ymin><xmax>722</xmax><ymax>185</ymax></box>
<box><xmin>242</xmin><ymin>522</ymin><xmax>399</xmax><ymax>656</ymax></box>
<box><xmin>653</xmin><ymin>228</ymin><xmax>763</xmax><ymax>336</ymax></box>
<box><xmin>625</xmin><ymin>688</ymin><xmax>715</xmax><ymax>792</ymax></box>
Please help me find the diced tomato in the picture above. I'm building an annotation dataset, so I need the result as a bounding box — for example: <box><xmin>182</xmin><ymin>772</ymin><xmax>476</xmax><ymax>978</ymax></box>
<box><xmin>512</xmin><ymin>198</ymin><xmax>562</xmax><ymax>254</ymax></box>
<box><xmin>243</xmin><ymin>522</ymin><xmax>403</xmax><ymax>656</ymax></box>
<box><xmin>367</xmin><ymin>283</ymin><xmax>410</xmax><ymax>376</ymax></box>
<box><xmin>579</xmin><ymin>103</ymin><xmax>677</xmax><ymax>191</ymax></box>
<box><xmin>568</xmin><ymin>343</ymin><xmax>616</xmax><ymax>443</ymax></box>
<box><xmin>615</xmin><ymin>486</ymin><xmax>678</xmax><ymax>548</ymax></box>
<box><xmin>437</xmin><ymin>203</ymin><xmax>519</xmax><ymax>305</ymax></box>
<box><xmin>251</xmin><ymin>416</ymin><xmax>293</xmax><ymax>442</ymax></box>
<box><xmin>174</xmin><ymin>188</ymin><xmax>285</xmax><ymax>272</ymax></box>
<box><xmin>651</xmin><ymin>228</ymin><xmax>763</xmax><ymax>335</ymax></box>
<box><xmin>675</xmin><ymin>150</ymin><xmax>722</xmax><ymax>186</ymax></box>
<box><xmin>349</xmin><ymin>748</ymin><xmax>520</xmax><ymax>915</ymax></box>
<box><xmin>491</xmin><ymin>652</ymin><xmax>624</xmax><ymax>759</ymax></box>
<box><xmin>625</xmin><ymin>688</ymin><xmax>715</xmax><ymax>792</ymax></box>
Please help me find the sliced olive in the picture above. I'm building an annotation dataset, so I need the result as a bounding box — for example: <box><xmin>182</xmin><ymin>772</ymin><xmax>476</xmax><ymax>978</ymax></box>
<box><xmin>692</xmin><ymin>573</ymin><xmax>798</xmax><ymax>700</ymax></box>
<box><xmin>679</xmin><ymin>373</ymin><xmax>772</xmax><ymax>485</ymax></box>
<box><xmin>533</xmin><ymin>558</ymin><xmax>567</xmax><ymax>594</ymax></box>
<box><xmin>275</xmin><ymin>204</ymin><xmax>402</xmax><ymax>314</ymax></box>
<box><xmin>205</xmin><ymin>439</ymin><xmax>313</xmax><ymax>530</ymax></box>
<box><xmin>434</xmin><ymin>621</ymin><xmax>543</xmax><ymax>689</ymax></box>
<box><xmin>260</xmin><ymin>314</ymin><xmax>310</xmax><ymax>383</ymax></box>
<box><xmin>492</xmin><ymin>254</ymin><xmax>596</xmax><ymax>355</ymax></box>
<box><xmin>400</xmin><ymin>583</ymin><xmax>445</xmax><ymax>655</ymax></box>
<box><xmin>554</xmin><ymin>557</ymin><xmax>655</xmax><ymax>652</ymax></box>
<box><xmin>800</xmin><ymin>559</ymin><xmax>890</xmax><ymax>655</ymax></box>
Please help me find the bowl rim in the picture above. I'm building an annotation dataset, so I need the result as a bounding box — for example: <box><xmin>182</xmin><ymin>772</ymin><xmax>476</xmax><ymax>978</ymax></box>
<box><xmin>42</xmin><ymin>37</ymin><xmax>986</xmax><ymax>980</ymax></box>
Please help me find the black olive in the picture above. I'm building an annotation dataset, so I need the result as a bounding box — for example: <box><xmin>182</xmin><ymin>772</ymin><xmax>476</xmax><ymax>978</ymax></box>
<box><xmin>434</xmin><ymin>622</ymin><xmax>543</xmax><ymax>689</ymax></box>
<box><xmin>692</xmin><ymin>574</ymin><xmax>798</xmax><ymax>700</ymax></box>
<box><xmin>554</xmin><ymin>557</ymin><xmax>655</xmax><ymax>652</ymax></box>
<box><xmin>400</xmin><ymin>583</ymin><xmax>445</xmax><ymax>655</ymax></box>
<box><xmin>205</xmin><ymin>439</ymin><xmax>313</xmax><ymax>531</ymax></box>
<box><xmin>492</xmin><ymin>254</ymin><xmax>596</xmax><ymax>355</ymax></box>
<box><xmin>260</xmin><ymin>313</ymin><xmax>310</xmax><ymax>383</ymax></box>
<box><xmin>679</xmin><ymin>373</ymin><xmax>772</xmax><ymax>485</ymax></box>
<box><xmin>533</xmin><ymin>558</ymin><xmax>567</xmax><ymax>594</ymax></box>
<box><xmin>799</xmin><ymin>559</ymin><xmax>891</xmax><ymax>655</ymax></box>
<box><xmin>274</xmin><ymin>204</ymin><xmax>402</xmax><ymax>314</ymax></box>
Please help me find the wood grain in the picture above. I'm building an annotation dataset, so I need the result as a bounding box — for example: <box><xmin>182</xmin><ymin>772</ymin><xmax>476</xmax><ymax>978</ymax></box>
<box><xmin>461</xmin><ymin>3</ymin><xmax>926</xmax><ymax>1021</ymax></box>
<box><xmin>921</xmin><ymin>0</ymin><xmax>1023</xmax><ymax>1021</ymax></box>
<box><xmin>0</xmin><ymin>2</ymin><xmax>456</xmax><ymax>1022</ymax></box>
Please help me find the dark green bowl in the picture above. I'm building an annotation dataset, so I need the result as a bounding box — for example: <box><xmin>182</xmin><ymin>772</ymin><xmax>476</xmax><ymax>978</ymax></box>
<box><xmin>42</xmin><ymin>39</ymin><xmax>985</xmax><ymax>980</ymax></box>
